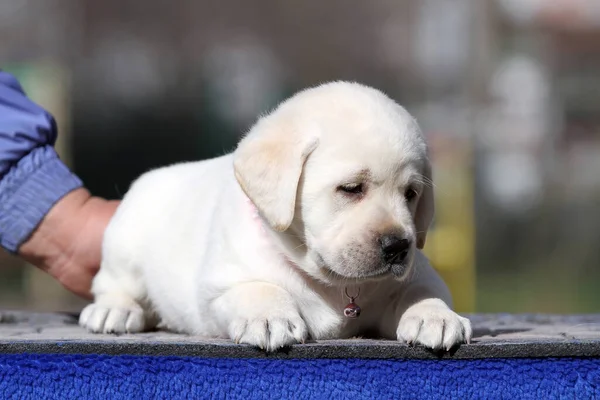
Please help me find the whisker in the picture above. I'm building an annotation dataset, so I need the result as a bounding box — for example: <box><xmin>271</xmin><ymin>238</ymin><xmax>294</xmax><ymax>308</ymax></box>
<box><xmin>292</xmin><ymin>243</ymin><xmax>307</xmax><ymax>251</ymax></box>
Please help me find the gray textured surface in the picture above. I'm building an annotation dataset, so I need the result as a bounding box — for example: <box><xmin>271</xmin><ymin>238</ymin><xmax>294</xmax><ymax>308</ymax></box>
<box><xmin>1</xmin><ymin>311</ymin><xmax>600</xmax><ymax>359</ymax></box>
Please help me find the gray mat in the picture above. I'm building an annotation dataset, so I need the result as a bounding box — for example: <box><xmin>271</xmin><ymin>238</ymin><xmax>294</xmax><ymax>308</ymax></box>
<box><xmin>1</xmin><ymin>311</ymin><xmax>600</xmax><ymax>359</ymax></box>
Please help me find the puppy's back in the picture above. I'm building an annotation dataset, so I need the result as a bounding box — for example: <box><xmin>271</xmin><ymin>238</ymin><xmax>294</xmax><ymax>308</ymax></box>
<box><xmin>103</xmin><ymin>154</ymin><xmax>235</xmax><ymax>274</ymax></box>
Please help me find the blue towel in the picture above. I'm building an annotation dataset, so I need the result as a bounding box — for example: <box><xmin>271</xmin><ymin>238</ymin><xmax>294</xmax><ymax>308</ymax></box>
<box><xmin>1</xmin><ymin>354</ymin><xmax>599</xmax><ymax>399</ymax></box>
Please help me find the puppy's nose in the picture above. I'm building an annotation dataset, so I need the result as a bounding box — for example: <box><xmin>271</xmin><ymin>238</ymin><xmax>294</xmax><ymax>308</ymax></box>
<box><xmin>380</xmin><ymin>235</ymin><xmax>410</xmax><ymax>263</ymax></box>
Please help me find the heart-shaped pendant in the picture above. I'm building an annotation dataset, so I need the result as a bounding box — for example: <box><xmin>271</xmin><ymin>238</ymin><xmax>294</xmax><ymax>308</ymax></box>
<box><xmin>343</xmin><ymin>287</ymin><xmax>361</xmax><ymax>318</ymax></box>
<box><xmin>344</xmin><ymin>302</ymin><xmax>361</xmax><ymax>318</ymax></box>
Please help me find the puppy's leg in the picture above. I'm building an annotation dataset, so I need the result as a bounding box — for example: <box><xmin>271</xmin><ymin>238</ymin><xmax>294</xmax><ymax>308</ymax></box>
<box><xmin>79</xmin><ymin>248</ymin><xmax>155</xmax><ymax>334</ymax></box>
<box><xmin>211</xmin><ymin>282</ymin><xmax>308</xmax><ymax>351</ymax></box>
<box><xmin>396</xmin><ymin>297</ymin><xmax>472</xmax><ymax>351</ymax></box>
<box><xmin>382</xmin><ymin>260</ymin><xmax>472</xmax><ymax>351</ymax></box>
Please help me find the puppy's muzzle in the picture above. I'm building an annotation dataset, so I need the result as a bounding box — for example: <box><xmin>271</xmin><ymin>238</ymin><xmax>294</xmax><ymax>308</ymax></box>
<box><xmin>379</xmin><ymin>234</ymin><xmax>411</xmax><ymax>277</ymax></box>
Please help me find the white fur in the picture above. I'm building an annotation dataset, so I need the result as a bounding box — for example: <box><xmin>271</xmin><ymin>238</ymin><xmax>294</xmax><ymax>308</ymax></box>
<box><xmin>80</xmin><ymin>82</ymin><xmax>472</xmax><ymax>352</ymax></box>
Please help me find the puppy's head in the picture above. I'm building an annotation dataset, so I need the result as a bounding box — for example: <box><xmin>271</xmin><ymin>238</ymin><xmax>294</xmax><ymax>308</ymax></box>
<box><xmin>234</xmin><ymin>82</ymin><xmax>434</xmax><ymax>284</ymax></box>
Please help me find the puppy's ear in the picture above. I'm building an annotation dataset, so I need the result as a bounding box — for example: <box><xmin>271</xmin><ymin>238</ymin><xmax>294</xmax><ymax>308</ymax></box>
<box><xmin>415</xmin><ymin>157</ymin><xmax>435</xmax><ymax>249</ymax></box>
<box><xmin>233</xmin><ymin>116</ymin><xmax>318</xmax><ymax>232</ymax></box>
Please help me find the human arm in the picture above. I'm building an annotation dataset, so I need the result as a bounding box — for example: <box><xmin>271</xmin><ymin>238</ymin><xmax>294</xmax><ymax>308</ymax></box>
<box><xmin>0</xmin><ymin>71</ymin><xmax>119</xmax><ymax>298</ymax></box>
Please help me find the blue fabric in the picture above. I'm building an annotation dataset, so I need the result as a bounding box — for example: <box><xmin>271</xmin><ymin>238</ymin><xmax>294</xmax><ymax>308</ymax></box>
<box><xmin>0</xmin><ymin>354</ymin><xmax>599</xmax><ymax>399</ymax></box>
<box><xmin>0</xmin><ymin>71</ymin><xmax>82</xmax><ymax>252</ymax></box>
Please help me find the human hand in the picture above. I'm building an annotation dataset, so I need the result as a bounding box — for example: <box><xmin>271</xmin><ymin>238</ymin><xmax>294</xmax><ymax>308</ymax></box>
<box><xmin>18</xmin><ymin>188</ymin><xmax>120</xmax><ymax>299</ymax></box>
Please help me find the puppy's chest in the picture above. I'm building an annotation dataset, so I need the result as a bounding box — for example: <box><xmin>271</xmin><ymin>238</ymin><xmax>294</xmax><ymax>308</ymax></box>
<box><xmin>304</xmin><ymin>287</ymin><xmax>389</xmax><ymax>339</ymax></box>
<box><xmin>339</xmin><ymin>301</ymin><xmax>388</xmax><ymax>338</ymax></box>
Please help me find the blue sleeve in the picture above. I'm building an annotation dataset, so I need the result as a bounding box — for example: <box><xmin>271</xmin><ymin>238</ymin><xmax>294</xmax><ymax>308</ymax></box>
<box><xmin>0</xmin><ymin>71</ymin><xmax>83</xmax><ymax>253</ymax></box>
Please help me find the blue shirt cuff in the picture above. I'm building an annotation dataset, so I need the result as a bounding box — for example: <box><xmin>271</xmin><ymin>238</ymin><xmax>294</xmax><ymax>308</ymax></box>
<box><xmin>0</xmin><ymin>145</ymin><xmax>83</xmax><ymax>252</ymax></box>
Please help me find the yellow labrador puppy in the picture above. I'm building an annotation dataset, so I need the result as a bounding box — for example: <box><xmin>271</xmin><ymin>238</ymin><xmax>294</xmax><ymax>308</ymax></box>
<box><xmin>80</xmin><ymin>82</ymin><xmax>472</xmax><ymax>352</ymax></box>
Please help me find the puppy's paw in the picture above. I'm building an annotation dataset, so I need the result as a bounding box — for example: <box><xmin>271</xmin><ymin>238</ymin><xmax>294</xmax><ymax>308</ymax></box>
<box><xmin>229</xmin><ymin>310</ymin><xmax>308</xmax><ymax>352</ymax></box>
<box><xmin>79</xmin><ymin>297</ymin><xmax>146</xmax><ymax>334</ymax></box>
<box><xmin>397</xmin><ymin>298</ymin><xmax>472</xmax><ymax>351</ymax></box>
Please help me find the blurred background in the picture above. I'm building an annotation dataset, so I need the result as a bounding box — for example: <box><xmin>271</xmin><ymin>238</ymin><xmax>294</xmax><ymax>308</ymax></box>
<box><xmin>1</xmin><ymin>0</ymin><xmax>599</xmax><ymax>314</ymax></box>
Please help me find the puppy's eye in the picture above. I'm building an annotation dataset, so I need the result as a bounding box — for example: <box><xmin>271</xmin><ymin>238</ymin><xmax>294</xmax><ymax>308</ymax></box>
<box><xmin>404</xmin><ymin>188</ymin><xmax>418</xmax><ymax>202</ymax></box>
<box><xmin>338</xmin><ymin>183</ymin><xmax>364</xmax><ymax>195</ymax></box>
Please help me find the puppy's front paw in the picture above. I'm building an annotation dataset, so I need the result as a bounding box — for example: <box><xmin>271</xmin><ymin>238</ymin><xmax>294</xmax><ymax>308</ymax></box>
<box><xmin>229</xmin><ymin>310</ymin><xmax>308</xmax><ymax>352</ymax></box>
<box><xmin>213</xmin><ymin>283</ymin><xmax>309</xmax><ymax>351</ymax></box>
<box><xmin>79</xmin><ymin>297</ymin><xmax>146</xmax><ymax>334</ymax></box>
<box><xmin>397</xmin><ymin>299</ymin><xmax>472</xmax><ymax>351</ymax></box>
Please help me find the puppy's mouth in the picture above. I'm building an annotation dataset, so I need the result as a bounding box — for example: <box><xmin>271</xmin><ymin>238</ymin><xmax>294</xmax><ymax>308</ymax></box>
<box><xmin>323</xmin><ymin>266</ymin><xmax>393</xmax><ymax>282</ymax></box>
<box><xmin>388</xmin><ymin>262</ymin><xmax>408</xmax><ymax>278</ymax></box>
<box><xmin>314</xmin><ymin>251</ymin><xmax>410</xmax><ymax>282</ymax></box>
